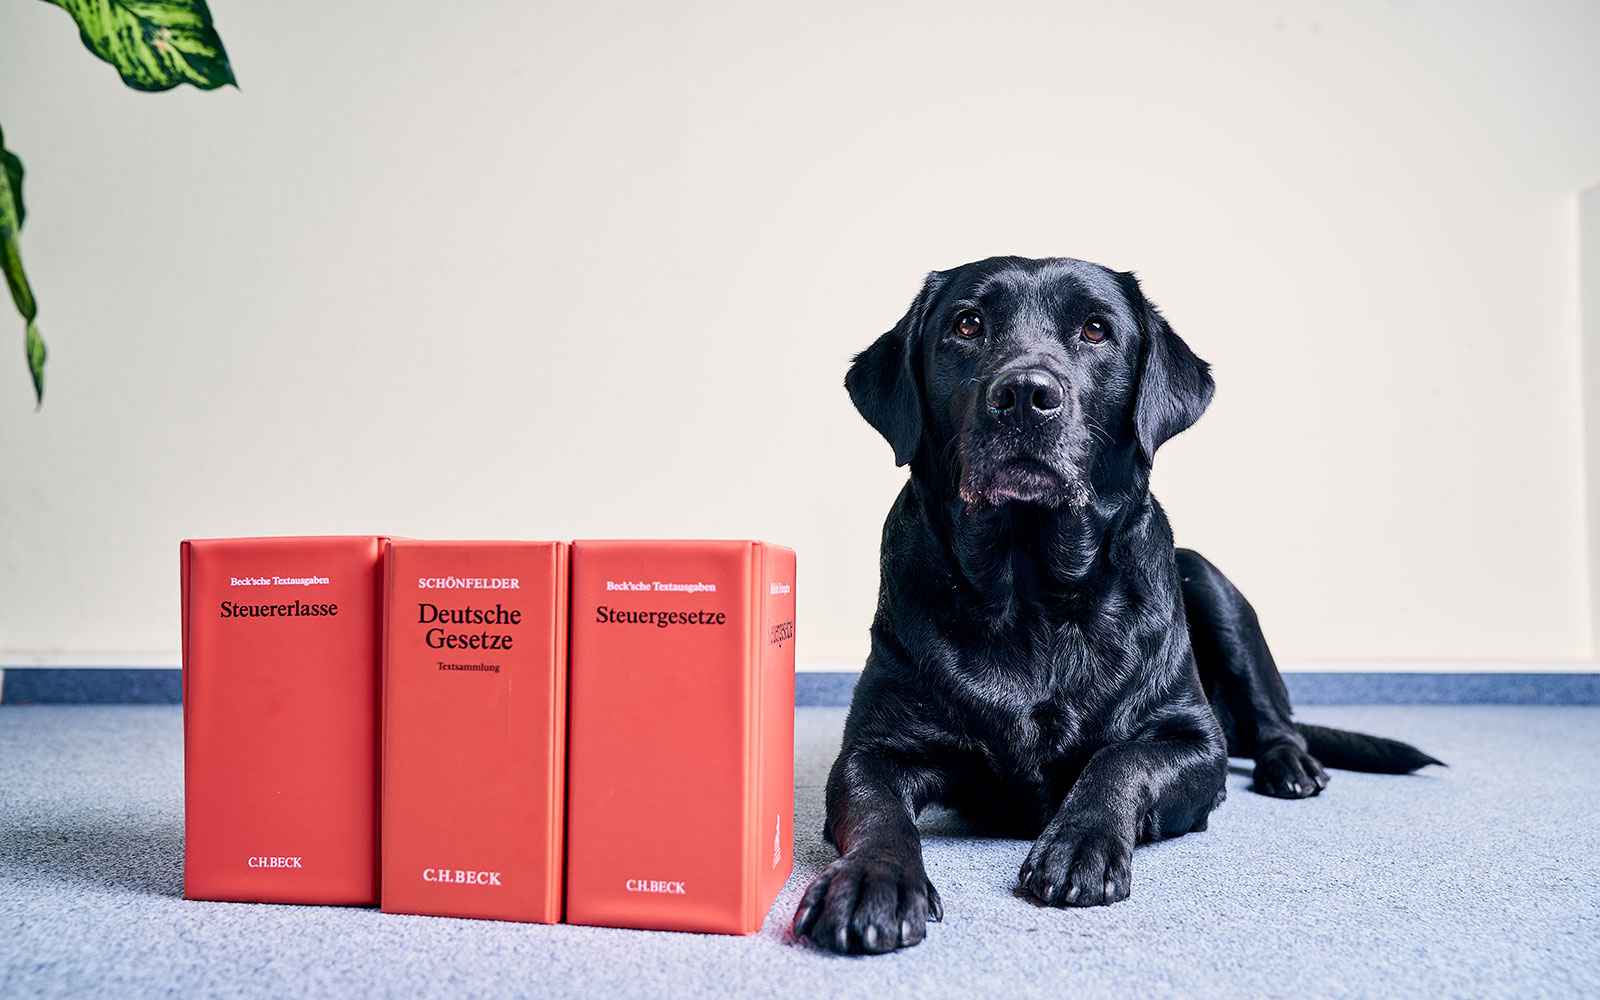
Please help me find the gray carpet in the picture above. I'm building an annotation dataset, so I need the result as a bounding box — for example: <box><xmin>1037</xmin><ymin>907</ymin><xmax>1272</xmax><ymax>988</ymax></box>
<box><xmin>1</xmin><ymin>705</ymin><xmax>1595</xmax><ymax>999</ymax></box>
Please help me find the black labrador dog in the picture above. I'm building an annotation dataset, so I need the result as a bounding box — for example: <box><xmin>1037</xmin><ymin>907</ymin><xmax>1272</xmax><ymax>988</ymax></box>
<box><xmin>794</xmin><ymin>256</ymin><xmax>1441</xmax><ymax>955</ymax></box>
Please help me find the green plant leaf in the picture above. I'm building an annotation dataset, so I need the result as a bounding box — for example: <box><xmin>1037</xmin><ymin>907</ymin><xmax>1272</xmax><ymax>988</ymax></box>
<box><xmin>0</xmin><ymin>124</ymin><xmax>45</xmax><ymax>407</ymax></box>
<box><xmin>25</xmin><ymin>320</ymin><xmax>46</xmax><ymax>406</ymax></box>
<box><xmin>45</xmin><ymin>0</ymin><xmax>237</xmax><ymax>92</ymax></box>
<box><xmin>2</xmin><ymin>144</ymin><xmax>23</xmax><ymax>229</ymax></box>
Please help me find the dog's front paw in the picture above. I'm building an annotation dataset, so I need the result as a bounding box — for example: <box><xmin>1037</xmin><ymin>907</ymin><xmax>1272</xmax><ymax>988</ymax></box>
<box><xmin>792</xmin><ymin>853</ymin><xmax>942</xmax><ymax>955</ymax></box>
<box><xmin>1018</xmin><ymin>823</ymin><xmax>1132</xmax><ymax>907</ymax></box>
<box><xmin>1253</xmin><ymin>742</ymin><xmax>1329</xmax><ymax>798</ymax></box>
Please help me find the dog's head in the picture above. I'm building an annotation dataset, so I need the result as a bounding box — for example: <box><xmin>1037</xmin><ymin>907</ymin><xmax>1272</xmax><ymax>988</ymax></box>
<box><xmin>847</xmin><ymin>256</ymin><xmax>1212</xmax><ymax>508</ymax></box>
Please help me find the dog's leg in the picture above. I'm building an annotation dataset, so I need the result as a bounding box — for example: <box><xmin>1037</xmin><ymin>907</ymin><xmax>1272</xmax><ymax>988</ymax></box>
<box><xmin>1177</xmin><ymin>548</ymin><xmax>1329</xmax><ymax>798</ymax></box>
<box><xmin>792</xmin><ymin>748</ymin><xmax>942</xmax><ymax>954</ymax></box>
<box><xmin>1018</xmin><ymin>734</ymin><xmax>1225</xmax><ymax>907</ymax></box>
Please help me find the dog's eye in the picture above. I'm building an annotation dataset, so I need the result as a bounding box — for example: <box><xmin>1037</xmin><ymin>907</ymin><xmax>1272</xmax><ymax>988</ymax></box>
<box><xmin>1081</xmin><ymin>317</ymin><xmax>1110</xmax><ymax>343</ymax></box>
<box><xmin>953</xmin><ymin>310</ymin><xmax>983</xmax><ymax>339</ymax></box>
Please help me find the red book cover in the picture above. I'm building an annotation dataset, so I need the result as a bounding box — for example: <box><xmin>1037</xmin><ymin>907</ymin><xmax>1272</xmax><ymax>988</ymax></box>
<box><xmin>180</xmin><ymin>536</ymin><xmax>384</xmax><ymax>905</ymax></box>
<box><xmin>565</xmin><ymin>540</ymin><xmax>796</xmax><ymax>934</ymax></box>
<box><xmin>380</xmin><ymin>541</ymin><xmax>568</xmax><ymax>923</ymax></box>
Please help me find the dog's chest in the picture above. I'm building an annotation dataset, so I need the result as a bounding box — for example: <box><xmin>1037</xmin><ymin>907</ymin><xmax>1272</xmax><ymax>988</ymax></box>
<box><xmin>966</xmin><ymin>622</ymin><xmax>1132</xmax><ymax>782</ymax></box>
<box><xmin>954</xmin><ymin>691</ymin><xmax>1104</xmax><ymax>832</ymax></box>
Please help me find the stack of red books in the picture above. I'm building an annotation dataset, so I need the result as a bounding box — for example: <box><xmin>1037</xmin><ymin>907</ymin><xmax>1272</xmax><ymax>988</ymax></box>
<box><xmin>179</xmin><ymin>535</ymin><xmax>795</xmax><ymax>934</ymax></box>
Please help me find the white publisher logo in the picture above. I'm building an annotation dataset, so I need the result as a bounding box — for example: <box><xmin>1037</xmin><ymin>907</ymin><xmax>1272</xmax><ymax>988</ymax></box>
<box><xmin>770</xmin><ymin>582</ymin><xmax>791</xmax><ymax>596</ymax></box>
<box><xmin>248</xmin><ymin>855</ymin><xmax>303</xmax><ymax>869</ymax></box>
<box><xmin>625</xmin><ymin>878</ymin><xmax>686</xmax><ymax>895</ymax></box>
<box><xmin>423</xmin><ymin>868</ymin><xmax>503</xmax><ymax>886</ymax></box>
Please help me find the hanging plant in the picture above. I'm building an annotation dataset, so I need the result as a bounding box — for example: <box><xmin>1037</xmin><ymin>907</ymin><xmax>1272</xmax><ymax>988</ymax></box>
<box><xmin>2</xmin><ymin>0</ymin><xmax>236</xmax><ymax>408</ymax></box>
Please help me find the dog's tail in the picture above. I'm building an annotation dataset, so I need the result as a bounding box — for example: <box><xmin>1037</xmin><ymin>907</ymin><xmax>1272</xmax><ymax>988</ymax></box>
<box><xmin>1297</xmin><ymin>723</ymin><xmax>1444</xmax><ymax>774</ymax></box>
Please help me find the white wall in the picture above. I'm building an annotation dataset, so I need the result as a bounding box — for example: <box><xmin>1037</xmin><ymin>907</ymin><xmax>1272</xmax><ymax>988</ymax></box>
<box><xmin>1584</xmin><ymin>184</ymin><xmax>1600</xmax><ymax>656</ymax></box>
<box><xmin>1</xmin><ymin>1</ymin><xmax>1597</xmax><ymax>669</ymax></box>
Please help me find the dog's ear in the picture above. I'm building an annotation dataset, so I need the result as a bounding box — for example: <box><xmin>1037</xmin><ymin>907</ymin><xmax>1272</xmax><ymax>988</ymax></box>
<box><xmin>1128</xmin><ymin>278</ymin><xmax>1214</xmax><ymax>462</ymax></box>
<box><xmin>846</xmin><ymin>273</ymin><xmax>943</xmax><ymax>466</ymax></box>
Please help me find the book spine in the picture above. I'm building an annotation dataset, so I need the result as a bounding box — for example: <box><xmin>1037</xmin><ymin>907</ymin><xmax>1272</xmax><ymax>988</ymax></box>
<box><xmin>547</xmin><ymin>541</ymin><xmax>569</xmax><ymax>924</ymax></box>
<box><xmin>755</xmin><ymin>544</ymin><xmax>796</xmax><ymax>924</ymax></box>
<box><xmin>739</xmin><ymin>540</ymin><xmax>758</xmax><ymax>934</ymax></box>
<box><xmin>378</xmin><ymin>540</ymin><xmax>395</xmax><ymax>910</ymax></box>
<box><xmin>179</xmin><ymin>541</ymin><xmax>194</xmax><ymax>899</ymax></box>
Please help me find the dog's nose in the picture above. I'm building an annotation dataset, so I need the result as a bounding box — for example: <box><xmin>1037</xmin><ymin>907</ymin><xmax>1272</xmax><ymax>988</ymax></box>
<box><xmin>986</xmin><ymin>369</ymin><xmax>1064</xmax><ymax>425</ymax></box>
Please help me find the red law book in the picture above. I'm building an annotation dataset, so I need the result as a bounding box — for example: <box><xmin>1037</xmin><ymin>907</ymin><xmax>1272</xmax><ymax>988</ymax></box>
<box><xmin>380</xmin><ymin>541</ymin><xmax>568</xmax><ymax>923</ymax></box>
<box><xmin>180</xmin><ymin>536</ymin><xmax>385</xmax><ymax>905</ymax></box>
<box><xmin>565</xmin><ymin>540</ymin><xmax>796</xmax><ymax>934</ymax></box>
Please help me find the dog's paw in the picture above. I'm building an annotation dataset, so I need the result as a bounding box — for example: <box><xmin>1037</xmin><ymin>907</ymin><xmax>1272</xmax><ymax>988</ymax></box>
<box><xmin>1253</xmin><ymin>743</ymin><xmax>1330</xmax><ymax>798</ymax></box>
<box><xmin>791</xmin><ymin>854</ymin><xmax>942</xmax><ymax>955</ymax></box>
<box><xmin>1018</xmin><ymin>823</ymin><xmax>1132</xmax><ymax>907</ymax></box>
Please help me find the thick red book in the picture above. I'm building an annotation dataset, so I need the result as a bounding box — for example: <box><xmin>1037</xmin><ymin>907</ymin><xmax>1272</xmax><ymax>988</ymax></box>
<box><xmin>380</xmin><ymin>541</ymin><xmax>568</xmax><ymax>923</ymax></box>
<box><xmin>565</xmin><ymin>540</ymin><xmax>796</xmax><ymax>934</ymax></box>
<box><xmin>180</xmin><ymin>536</ymin><xmax>384</xmax><ymax>905</ymax></box>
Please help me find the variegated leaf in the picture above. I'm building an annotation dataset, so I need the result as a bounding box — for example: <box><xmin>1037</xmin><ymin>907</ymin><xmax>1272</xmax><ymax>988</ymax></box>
<box><xmin>46</xmin><ymin>0</ymin><xmax>237</xmax><ymax>92</ymax></box>
<box><xmin>0</xmin><ymin>124</ymin><xmax>45</xmax><ymax>406</ymax></box>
